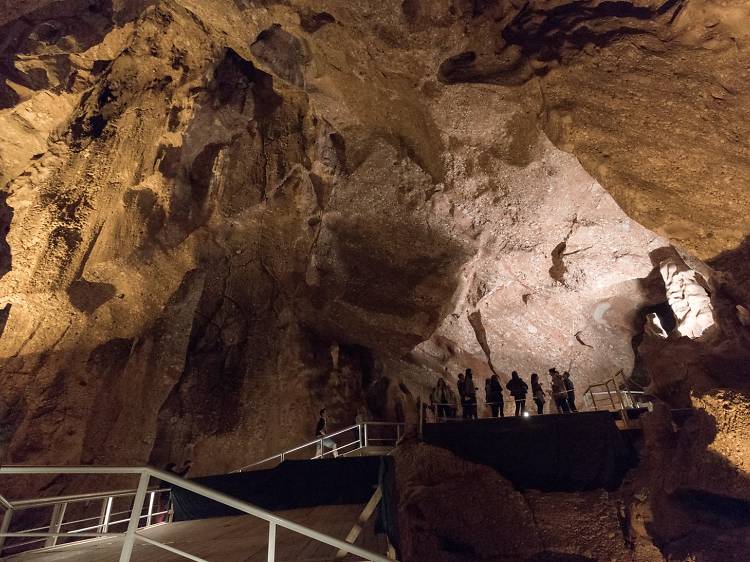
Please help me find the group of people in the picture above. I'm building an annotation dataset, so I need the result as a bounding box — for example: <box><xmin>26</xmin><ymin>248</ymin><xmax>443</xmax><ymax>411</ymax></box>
<box><xmin>429</xmin><ymin>367</ymin><xmax>578</xmax><ymax>419</ymax></box>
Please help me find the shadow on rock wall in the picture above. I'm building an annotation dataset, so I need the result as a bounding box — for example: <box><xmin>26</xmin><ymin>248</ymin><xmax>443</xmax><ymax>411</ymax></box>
<box><xmin>632</xmin><ymin>400</ymin><xmax>750</xmax><ymax>562</ymax></box>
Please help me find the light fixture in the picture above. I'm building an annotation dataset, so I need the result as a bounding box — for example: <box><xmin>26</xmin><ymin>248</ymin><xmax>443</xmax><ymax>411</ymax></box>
<box><xmin>523</xmin><ymin>411</ymin><xmax>530</xmax><ymax>418</ymax></box>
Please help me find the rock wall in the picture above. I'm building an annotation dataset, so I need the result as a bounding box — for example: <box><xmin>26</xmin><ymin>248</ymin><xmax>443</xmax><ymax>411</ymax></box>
<box><xmin>0</xmin><ymin>2</ymin><xmax>748</xmax><ymax>537</ymax></box>
<box><xmin>391</xmin><ymin>440</ymin><xmax>633</xmax><ymax>562</ymax></box>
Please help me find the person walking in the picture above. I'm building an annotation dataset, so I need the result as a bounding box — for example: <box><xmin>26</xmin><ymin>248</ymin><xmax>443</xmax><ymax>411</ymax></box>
<box><xmin>430</xmin><ymin>377</ymin><xmax>453</xmax><ymax>420</ymax></box>
<box><xmin>531</xmin><ymin>373</ymin><xmax>545</xmax><ymax>415</ymax></box>
<box><xmin>464</xmin><ymin>369</ymin><xmax>478</xmax><ymax>419</ymax></box>
<box><xmin>315</xmin><ymin>408</ymin><xmax>339</xmax><ymax>458</ymax></box>
<box><xmin>549</xmin><ymin>369</ymin><xmax>570</xmax><ymax>414</ymax></box>
<box><xmin>485</xmin><ymin>374</ymin><xmax>504</xmax><ymax>418</ymax></box>
<box><xmin>563</xmin><ymin>371</ymin><xmax>577</xmax><ymax>412</ymax></box>
<box><xmin>506</xmin><ymin>371</ymin><xmax>528</xmax><ymax>416</ymax></box>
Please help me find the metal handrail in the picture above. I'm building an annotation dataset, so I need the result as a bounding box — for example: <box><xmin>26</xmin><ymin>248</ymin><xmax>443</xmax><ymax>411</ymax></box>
<box><xmin>10</xmin><ymin>487</ymin><xmax>169</xmax><ymax>508</ymax></box>
<box><xmin>235</xmin><ymin>421</ymin><xmax>404</xmax><ymax>472</ymax></box>
<box><xmin>581</xmin><ymin>369</ymin><xmax>651</xmax><ymax>424</ymax></box>
<box><xmin>0</xmin><ymin>465</ymin><xmax>395</xmax><ymax>562</ymax></box>
<box><xmin>0</xmin><ymin>482</ymin><xmax>173</xmax><ymax>555</ymax></box>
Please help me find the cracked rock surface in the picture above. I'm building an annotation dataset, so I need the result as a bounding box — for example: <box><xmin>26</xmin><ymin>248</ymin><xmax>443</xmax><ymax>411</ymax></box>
<box><xmin>0</xmin><ymin>2</ymin><xmax>749</xmax><ymax>560</ymax></box>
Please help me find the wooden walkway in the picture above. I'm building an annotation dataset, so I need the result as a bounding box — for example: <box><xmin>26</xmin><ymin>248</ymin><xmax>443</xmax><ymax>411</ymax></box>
<box><xmin>5</xmin><ymin>504</ymin><xmax>386</xmax><ymax>562</ymax></box>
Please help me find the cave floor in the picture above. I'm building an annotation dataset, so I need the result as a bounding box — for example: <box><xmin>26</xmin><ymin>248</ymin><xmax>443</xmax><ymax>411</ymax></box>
<box><xmin>5</xmin><ymin>504</ymin><xmax>382</xmax><ymax>562</ymax></box>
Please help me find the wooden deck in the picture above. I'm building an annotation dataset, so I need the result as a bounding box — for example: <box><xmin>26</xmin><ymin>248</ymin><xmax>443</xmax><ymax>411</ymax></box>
<box><xmin>5</xmin><ymin>504</ymin><xmax>387</xmax><ymax>562</ymax></box>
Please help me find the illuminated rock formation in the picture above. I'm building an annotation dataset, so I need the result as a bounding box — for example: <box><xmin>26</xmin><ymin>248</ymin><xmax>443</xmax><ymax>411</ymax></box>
<box><xmin>0</xmin><ymin>1</ymin><xmax>749</xmax><ymax>559</ymax></box>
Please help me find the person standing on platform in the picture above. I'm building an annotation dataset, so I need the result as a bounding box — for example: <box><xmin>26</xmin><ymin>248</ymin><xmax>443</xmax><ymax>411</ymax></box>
<box><xmin>430</xmin><ymin>378</ymin><xmax>453</xmax><ymax>420</ymax></box>
<box><xmin>464</xmin><ymin>369</ymin><xmax>478</xmax><ymax>419</ymax></box>
<box><xmin>531</xmin><ymin>373</ymin><xmax>545</xmax><ymax>415</ymax></box>
<box><xmin>457</xmin><ymin>372</ymin><xmax>467</xmax><ymax>418</ymax></box>
<box><xmin>315</xmin><ymin>408</ymin><xmax>339</xmax><ymax>458</ymax></box>
<box><xmin>550</xmin><ymin>369</ymin><xmax>570</xmax><ymax>414</ymax></box>
<box><xmin>485</xmin><ymin>374</ymin><xmax>504</xmax><ymax>417</ymax></box>
<box><xmin>506</xmin><ymin>371</ymin><xmax>528</xmax><ymax>416</ymax></box>
<box><xmin>563</xmin><ymin>371</ymin><xmax>578</xmax><ymax>412</ymax></box>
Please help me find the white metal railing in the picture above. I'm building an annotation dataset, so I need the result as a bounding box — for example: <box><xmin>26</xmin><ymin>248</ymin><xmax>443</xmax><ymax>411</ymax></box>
<box><xmin>582</xmin><ymin>370</ymin><xmax>651</xmax><ymax>425</ymax></box>
<box><xmin>417</xmin><ymin>371</ymin><xmax>652</xmax><ymax>432</ymax></box>
<box><xmin>235</xmin><ymin>421</ymin><xmax>404</xmax><ymax>472</ymax></box>
<box><xmin>0</xmin><ymin>484</ymin><xmax>171</xmax><ymax>556</ymax></box>
<box><xmin>0</xmin><ymin>465</ymin><xmax>395</xmax><ymax>562</ymax></box>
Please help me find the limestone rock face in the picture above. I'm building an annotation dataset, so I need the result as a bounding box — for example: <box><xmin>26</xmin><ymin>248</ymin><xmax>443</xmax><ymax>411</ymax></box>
<box><xmin>0</xmin><ymin>2</ymin><xmax>748</xmax><ymax>537</ymax></box>
<box><xmin>391</xmin><ymin>441</ymin><xmax>633</xmax><ymax>562</ymax></box>
<box><xmin>428</xmin><ymin>0</ymin><xmax>750</xmax><ymax>262</ymax></box>
<box><xmin>660</xmin><ymin>255</ymin><xmax>715</xmax><ymax>339</ymax></box>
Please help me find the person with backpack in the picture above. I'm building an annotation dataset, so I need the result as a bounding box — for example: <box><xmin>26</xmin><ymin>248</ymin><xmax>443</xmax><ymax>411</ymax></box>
<box><xmin>506</xmin><ymin>371</ymin><xmax>529</xmax><ymax>416</ymax></box>
<box><xmin>531</xmin><ymin>373</ymin><xmax>545</xmax><ymax>415</ymax></box>
<box><xmin>549</xmin><ymin>368</ymin><xmax>571</xmax><ymax>414</ymax></box>
<box><xmin>463</xmin><ymin>369</ymin><xmax>478</xmax><ymax>419</ymax></box>
<box><xmin>485</xmin><ymin>374</ymin><xmax>504</xmax><ymax>417</ymax></box>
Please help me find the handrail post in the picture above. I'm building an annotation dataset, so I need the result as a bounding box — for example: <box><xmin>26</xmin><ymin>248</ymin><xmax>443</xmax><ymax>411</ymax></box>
<box><xmin>119</xmin><ymin>471</ymin><xmax>150</xmax><ymax>562</ymax></box>
<box><xmin>99</xmin><ymin>496</ymin><xmax>113</xmax><ymax>533</ymax></box>
<box><xmin>267</xmin><ymin>521</ymin><xmax>277</xmax><ymax>562</ymax></box>
<box><xmin>606</xmin><ymin>381</ymin><xmax>617</xmax><ymax>411</ymax></box>
<box><xmin>0</xmin><ymin>507</ymin><xmax>13</xmax><ymax>554</ymax></box>
<box><xmin>146</xmin><ymin>491</ymin><xmax>155</xmax><ymax>527</ymax></box>
<box><xmin>45</xmin><ymin>501</ymin><xmax>67</xmax><ymax>547</ymax></box>
<box><xmin>364</xmin><ymin>423</ymin><xmax>368</xmax><ymax>448</ymax></box>
<box><xmin>396</xmin><ymin>423</ymin><xmax>401</xmax><ymax>443</ymax></box>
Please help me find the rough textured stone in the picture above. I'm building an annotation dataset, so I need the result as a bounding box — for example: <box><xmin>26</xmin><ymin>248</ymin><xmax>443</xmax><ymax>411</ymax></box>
<box><xmin>391</xmin><ymin>440</ymin><xmax>632</xmax><ymax>562</ymax></box>
<box><xmin>0</xmin><ymin>5</ymin><xmax>748</xmax><ymax>561</ymax></box>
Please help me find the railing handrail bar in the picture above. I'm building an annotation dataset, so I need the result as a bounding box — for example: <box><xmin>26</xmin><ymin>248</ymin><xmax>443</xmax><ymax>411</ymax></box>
<box><xmin>0</xmin><ymin>494</ymin><xmax>12</xmax><ymax>510</ymax></box>
<box><xmin>590</xmin><ymin>390</ymin><xmax>644</xmax><ymax>396</ymax></box>
<box><xmin>0</xmin><ymin>465</ymin><xmax>393</xmax><ymax>562</ymax></box>
<box><xmin>7</xmin><ymin>487</ymin><xmax>170</xmax><ymax>509</ymax></box>
<box><xmin>239</xmin><ymin>424</ymin><xmax>362</xmax><ymax>469</ymax></box>
<box><xmin>236</xmin><ymin>421</ymin><xmax>403</xmax><ymax>471</ymax></box>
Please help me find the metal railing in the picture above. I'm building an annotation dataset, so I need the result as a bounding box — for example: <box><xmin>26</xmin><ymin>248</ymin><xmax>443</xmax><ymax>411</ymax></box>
<box><xmin>0</xmin><ymin>465</ymin><xmax>395</xmax><ymax>562</ymax></box>
<box><xmin>418</xmin><ymin>371</ymin><xmax>652</xmax><ymax>431</ymax></box>
<box><xmin>235</xmin><ymin>421</ymin><xmax>404</xmax><ymax>472</ymax></box>
<box><xmin>0</xmin><ymin>484</ymin><xmax>171</xmax><ymax>556</ymax></box>
<box><xmin>582</xmin><ymin>370</ymin><xmax>650</xmax><ymax>425</ymax></box>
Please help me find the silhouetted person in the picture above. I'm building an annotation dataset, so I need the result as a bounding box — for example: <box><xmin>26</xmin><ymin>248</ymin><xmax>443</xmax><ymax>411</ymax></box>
<box><xmin>485</xmin><ymin>374</ymin><xmax>504</xmax><ymax>418</ymax></box>
<box><xmin>430</xmin><ymin>377</ymin><xmax>456</xmax><ymax>420</ymax></box>
<box><xmin>165</xmin><ymin>460</ymin><xmax>191</xmax><ymax>478</ymax></box>
<box><xmin>550</xmin><ymin>368</ymin><xmax>570</xmax><ymax>414</ymax></box>
<box><xmin>563</xmin><ymin>371</ymin><xmax>577</xmax><ymax>412</ymax></box>
<box><xmin>315</xmin><ymin>408</ymin><xmax>338</xmax><ymax>458</ymax></box>
<box><xmin>159</xmin><ymin>461</ymin><xmax>191</xmax><ymax>523</ymax></box>
<box><xmin>531</xmin><ymin>373</ymin><xmax>545</xmax><ymax>415</ymax></box>
<box><xmin>457</xmin><ymin>373</ymin><xmax>467</xmax><ymax>418</ymax></box>
<box><xmin>506</xmin><ymin>371</ymin><xmax>528</xmax><ymax>416</ymax></box>
<box><xmin>464</xmin><ymin>369</ymin><xmax>478</xmax><ymax>419</ymax></box>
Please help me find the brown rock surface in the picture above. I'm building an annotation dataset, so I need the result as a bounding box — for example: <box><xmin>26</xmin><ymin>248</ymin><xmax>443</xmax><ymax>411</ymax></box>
<box><xmin>391</xmin><ymin>440</ymin><xmax>632</xmax><ymax>562</ymax></box>
<box><xmin>0</xmin><ymin>6</ymin><xmax>748</xmax><ymax>561</ymax></box>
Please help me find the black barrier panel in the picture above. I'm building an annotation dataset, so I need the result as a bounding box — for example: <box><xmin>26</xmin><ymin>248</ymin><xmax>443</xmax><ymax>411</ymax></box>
<box><xmin>171</xmin><ymin>456</ymin><xmax>381</xmax><ymax>521</ymax></box>
<box><xmin>422</xmin><ymin>411</ymin><xmax>636</xmax><ymax>491</ymax></box>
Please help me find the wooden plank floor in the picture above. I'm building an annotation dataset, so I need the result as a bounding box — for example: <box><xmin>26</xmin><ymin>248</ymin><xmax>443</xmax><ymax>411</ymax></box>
<box><xmin>5</xmin><ymin>504</ymin><xmax>387</xmax><ymax>562</ymax></box>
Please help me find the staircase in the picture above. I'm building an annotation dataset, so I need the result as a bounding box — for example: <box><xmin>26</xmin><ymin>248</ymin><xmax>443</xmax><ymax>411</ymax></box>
<box><xmin>0</xmin><ymin>422</ymin><xmax>403</xmax><ymax>562</ymax></box>
<box><xmin>3</xmin><ymin>506</ymin><xmax>385</xmax><ymax>562</ymax></box>
<box><xmin>581</xmin><ymin>369</ymin><xmax>651</xmax><ymax>429</ymax></box>
<box><xmin>235</xmin><ymin>422</ymin><xmax>403</xmax><ymax>472</ymax></box>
